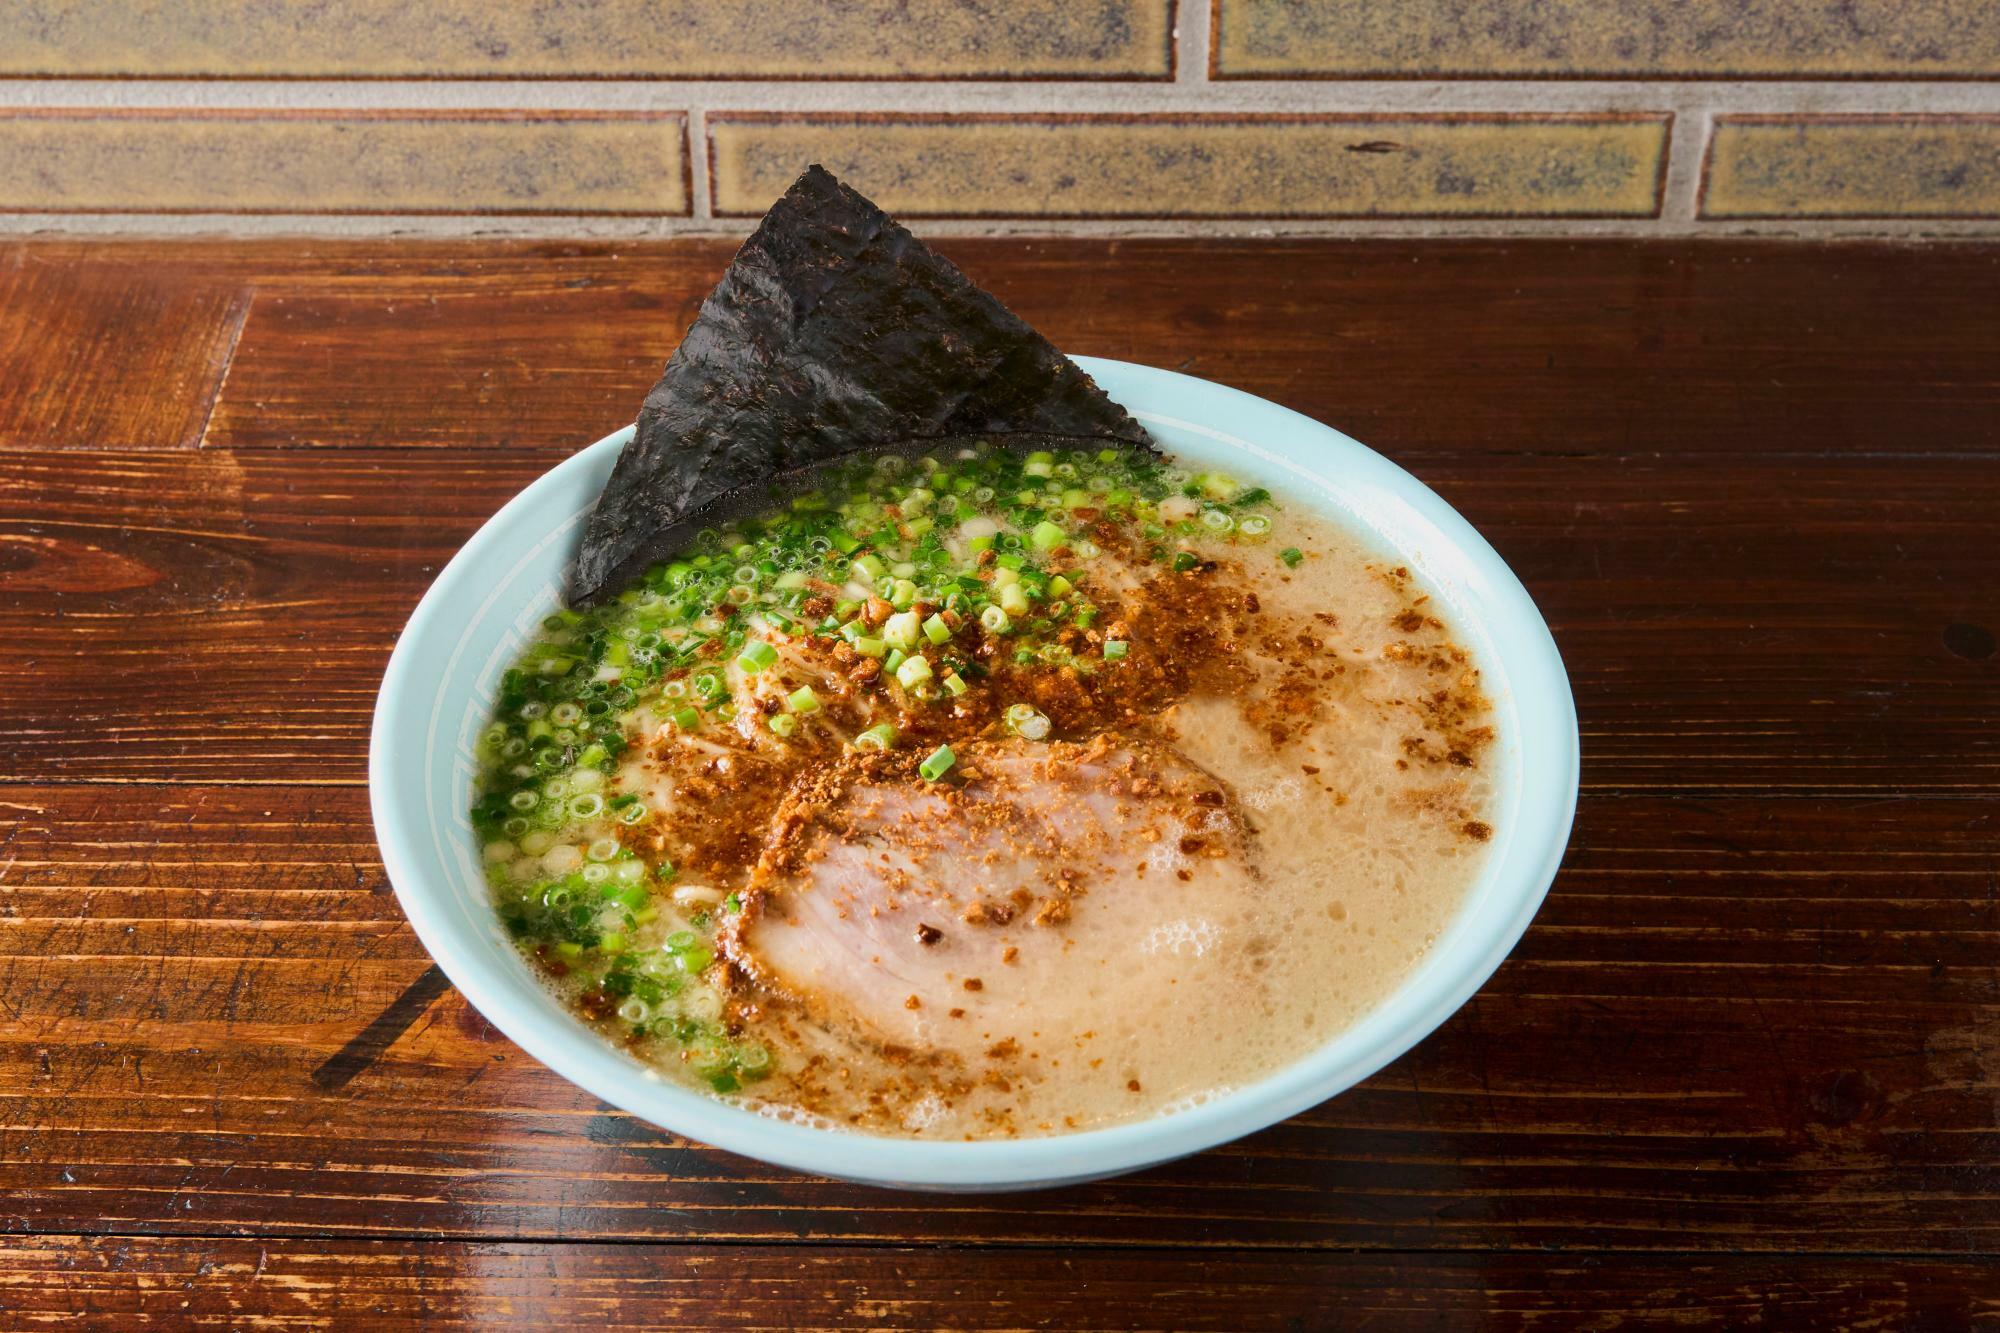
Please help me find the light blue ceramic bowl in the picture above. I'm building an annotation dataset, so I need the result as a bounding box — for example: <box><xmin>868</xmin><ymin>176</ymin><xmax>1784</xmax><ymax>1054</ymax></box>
<box><xmin>370</xmin><ymin>358</ymin><xmax>1578</xmax><ymax>1191</ymax></box>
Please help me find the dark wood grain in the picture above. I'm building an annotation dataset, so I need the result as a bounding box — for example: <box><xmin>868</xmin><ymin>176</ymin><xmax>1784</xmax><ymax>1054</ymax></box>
<box><xmin>0</xmin><ymin>251</ymin><xmax>248</xmax><ymax>450</ymax></box>
<box><xmin>4</xmin><ymin>784</ymin><xmax>1997</xmax><ymax>1251</ymax></box>
<box><xmin>6</xmin><ymin>238</ymin><xmax>2000</xmax><ymax>457</ymax></box>
<box><xmin>2</xmin><ymin>238</ymin><xmax>1998</xmax><ymax>1327</ymax></box>
<box><xmin>2</xmin><ymin>446</ymin><xmax>1994</xmax><ymax>792</ymax></box>
<box><xmin>1</xmin><ymin>1239</ymin><xmax>1993</xmax><ymax>1330</ymax></box>
<box><xmin>203</xmin><ymin>282</ymin><xmax>702</xmax><ymax>451</ymax></box>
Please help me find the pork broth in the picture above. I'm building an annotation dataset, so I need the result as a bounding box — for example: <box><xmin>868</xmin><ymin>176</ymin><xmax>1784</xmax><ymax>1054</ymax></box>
<box><xmin>471</xmin><ymin>442</ymin><xmax>1496</xmax><ymax>1138</ymax></box>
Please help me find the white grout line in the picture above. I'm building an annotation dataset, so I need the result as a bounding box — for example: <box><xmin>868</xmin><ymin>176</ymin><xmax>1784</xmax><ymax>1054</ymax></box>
<box><xmin>1658</xmin><ymin>107</ymin><xmax>1706</xmax><ymax>222</ymax></box>
<box><xmin>2</xmin><ymin>78</ymin><xmax>1997</xmax><ymax>115</ymax></box>
<box><xmin>1176</xmin><ymin>0</ymin><xmax>1210</xmax><ymax>87</ymax></box>
<box><xmin>8</xmin><ymin>212</ymin><xmax>2000</xmax><ymax>241</ymax></box>
<box><xmin>686</xmin><ymin>107</ymin><xmax>712</xmax><ymax>221</ymax></box>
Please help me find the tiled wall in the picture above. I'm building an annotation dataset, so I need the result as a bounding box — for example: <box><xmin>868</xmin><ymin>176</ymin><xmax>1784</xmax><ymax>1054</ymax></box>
<box><xmin>3</xmin><ymin>1</ymin><xmax>1998</xmax><ymax>236</ymax></box>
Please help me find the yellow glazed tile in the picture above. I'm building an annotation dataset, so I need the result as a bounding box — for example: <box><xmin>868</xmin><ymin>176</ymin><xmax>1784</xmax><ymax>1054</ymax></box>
<box><xmin>1703</xmin><ymin>117</ymin><xmax>2000</xmax><ymax>219</ymax></box>
<box><xmin>711</xmin><ymin>115</ymin><xmax>1669</xmax><ymax>219</ymax></box>
<box><xmin>0</xmin><ymin>0</ymin><xmax>1170</xmax><ymax>78</ymax></box>
<box><xmin>1214</xmin><ymin>0</ymin><xmax>2000</xmax><ymax>78</ymax></box>
<box><xmin>0</xmin><ymin>113</ymin><xmax>687</xmax><ymax>214</ymax></box>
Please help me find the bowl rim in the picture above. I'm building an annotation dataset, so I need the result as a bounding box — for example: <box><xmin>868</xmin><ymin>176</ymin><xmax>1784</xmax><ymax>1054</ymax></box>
<box><xmin>371</xmin><ymin>356</ymin><xmax>1579</xmax><ymax>1188</ymax></box>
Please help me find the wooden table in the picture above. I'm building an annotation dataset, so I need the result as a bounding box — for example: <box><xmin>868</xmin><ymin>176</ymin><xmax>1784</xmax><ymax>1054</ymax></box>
<box><xmin>2</xmin><ymin>237</ymin><xmax>1997</xmax><ymax>1328</ymax></box>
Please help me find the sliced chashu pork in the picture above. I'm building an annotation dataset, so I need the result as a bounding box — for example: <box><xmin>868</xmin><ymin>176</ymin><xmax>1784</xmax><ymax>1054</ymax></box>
<box><xmin>721</xmin><ymin>735</ymin><xmax>1261</xmax><ymax>1056</ymax></box>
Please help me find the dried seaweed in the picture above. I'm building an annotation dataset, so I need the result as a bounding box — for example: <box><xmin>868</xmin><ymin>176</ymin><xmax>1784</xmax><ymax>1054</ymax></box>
<box><xmin>568</xmin><ymin>165</ymin><xmax>1150</xmax><ymax>606</ymax></box>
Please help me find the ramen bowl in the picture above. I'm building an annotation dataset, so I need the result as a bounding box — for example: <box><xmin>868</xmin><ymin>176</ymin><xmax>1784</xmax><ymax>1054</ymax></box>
<box><xmin>370</xmin><ymin>358</ymin><xmax>1578</xmax><ymax>1191</ymax></box>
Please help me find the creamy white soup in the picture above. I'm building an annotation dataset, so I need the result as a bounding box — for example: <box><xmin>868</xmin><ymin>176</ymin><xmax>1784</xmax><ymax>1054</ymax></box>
<box><xmin>471</xmin><ymin>441</ymin><xmax>1495</xmax><ymax>1138</ymax></box>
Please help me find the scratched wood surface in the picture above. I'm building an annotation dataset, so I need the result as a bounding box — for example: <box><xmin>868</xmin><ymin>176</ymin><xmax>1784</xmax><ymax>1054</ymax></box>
<box><xmin>1</xmin><ymin>238</ymin><xmax>1997</xmax><ymax>1329</ymax></box>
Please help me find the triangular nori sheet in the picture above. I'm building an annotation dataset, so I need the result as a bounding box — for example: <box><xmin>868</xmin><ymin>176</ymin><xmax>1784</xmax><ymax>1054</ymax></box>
<box><xmin>566</xmin><ymin>164</ymin><xmax>1151</xmax><ymax>606</ymax></box>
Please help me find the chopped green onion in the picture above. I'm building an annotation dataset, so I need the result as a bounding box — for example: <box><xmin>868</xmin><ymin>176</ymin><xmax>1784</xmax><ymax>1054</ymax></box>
<box><xmin>787</xmin><ymin>685</ymin><xmax>821</xmax><ymax>714</ymax></box>
<box><xmin>1238</xmin><ymin>514</ymin><xmax>1272</xmax><ymax>537</ymax></box>
<box><xmin>919</xmin><ymin>744</ymin><xmax>956</xmax><ymax>782</ymax></box>
<box><xmin>883</xmin><ymin>609</ymin><xmax>922</xmax><ymax>651</ymax></box>
<box><xmin>980</xmin><ymin>605</ymin><xmax>1011</xmax><ymax>634</ymax></box>
<box><xmin>1030</xmin><ymin>519</ymin><xmax>1067</xmax><ymax>551</ymax></box>
<box><xmin>896</xmin><ymin>654</ymin><xmax>934</xmax><ymax>689</ymax></box>
<box><xmin>768</xmin><ymin>713</ymin><xmax>798</xmax><ymax>738</ymax></box>
<box><xmin>724</xmin><ymin>892</ymin><xmax>743</xmax><ymax>914</ymax></box>
<box><xmin>998</xmin><ymin>582</ymin><xmax>1031</xmax><ymax>617</ymax></box>
<box><xmin>734</xmin><ymin>640</ymin><xmax>778</xmax><ymax>673</ymax></box>
<box><xmin>884</xmin><ymin>647</ymin><xmax>907</xmax><ymax>674</ymax></box>
<box><xmin>1279</xmin><ymin>547</ymin><xmax>1304</xmax><ymax>569</ymax></box>
<box><xmin>854</xmin><ymin>635</ymin><xmax>887</xmax><ymax>658</ymax></box>
<box><xmin>922</xmin><ymin>612</ymin><xmax>952</xmax><ymax>645</ymax></box>
<box><xmin>669</xmin><ymin>706</ymin><xmax>701</xmax><ymax>732</ymax></box>
<box><xmin>855</xmin><ymin>723</ymin><xmax>899</xmax><ymax>752</ymax></box>
<box><xmin>887</xmin><ymin>578</ymin><xmax>919</xmax><ymax>610</ymax></box>
<box><xmin>852</xmin><ymin>553</ymin><xmax>887</xmax><ymax>585</ymax></box>
<box><xmin>942</xmin><ymin>670</ymin><xmax>968</xmax><ymax>697</ymax></box>
<box><xmin>1103</xmin><ymin>639</ymin><xmax>1129</xmax><ymax>661</ymax></box>
<box><xmin>1046</xmin><ymin>574</ymin><xmax>1074</xmax><ymax>597</ymax></box>
<box><xmin>1172</xmin><ymin>551</ymin><xmax>1200</xmax><ymax>572</ymax></box>
<box><xmin>1003</xmin><ymin>703</ymin><xmax>1051</xmax><ymax>741</ymax></box>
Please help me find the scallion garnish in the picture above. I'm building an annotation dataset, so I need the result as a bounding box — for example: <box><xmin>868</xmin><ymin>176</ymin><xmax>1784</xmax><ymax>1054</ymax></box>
<box><xmin>919</xmin><ymin>744</ymin><xmax>956</xmax><ymax>781</ymax></box>
<box><xmin>1003</xmin><ymin>703</ymin><xmax>1051</xmax><ymax>741</ymax></box>
<box><xmin>787</xmin><ymin>685</ymin><xmax>821</xmax><ymax>714</ymax></box>
<box><xmin>883</xmin><ymin>610</ymin><xmax>922</xmax><ymax>651</ymax></box>
<box><xmin>922</xmin><ymin>612</ymin><xmax>952</xmax><ymax>645</ymax></box>
<box><xmin>855</xmin><ymin>723</ymin><xmax>899</xmax><ymax>752</ymax></box>
<box><xmin>895</xmin><ymin>654</ymin><xmax>934</xmax><ymax>689</ymax></box>
<box><xmin>734</xmin><ymin>640</ymin><xmax>778</xmax><ymax>673</ymax></box>
<box><xmin>1102</xmin><ymin>639</ymin><xmax>1128</xmax><ymax>661</ymax></box>
<box><xmin>1279</xmin><ymin>547</ymin><xmax>1304</xmax><ymax>568</ymax></box>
